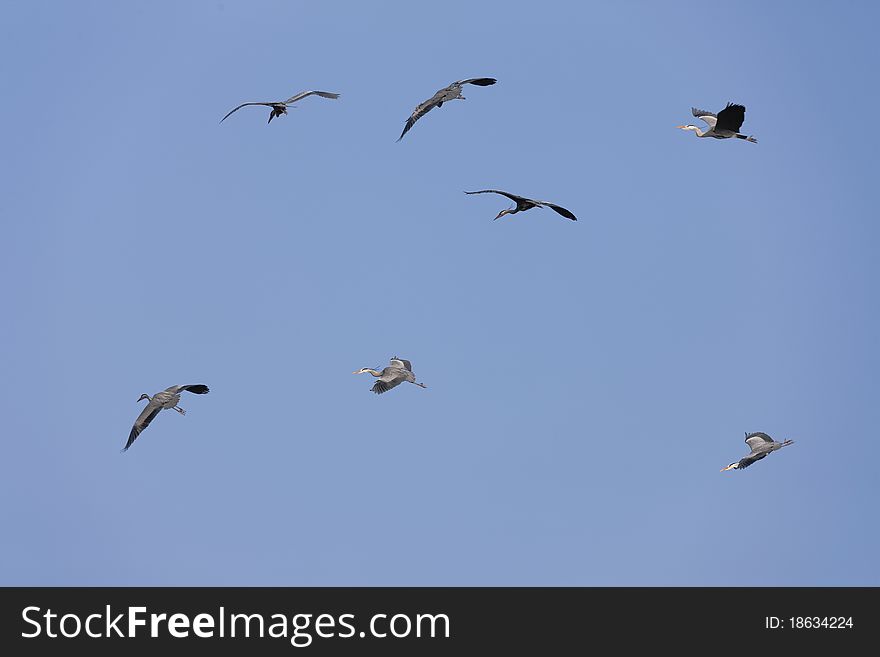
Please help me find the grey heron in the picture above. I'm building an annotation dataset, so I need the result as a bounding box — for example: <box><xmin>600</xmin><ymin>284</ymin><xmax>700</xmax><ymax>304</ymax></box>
<box><xmin>220</xmin><ymin>90</ymin><xmax>340</xmax><ymax>124</ymax></box>
<box><xmin>353</xmin><ymin>357</ymin><xmax>428</xmax><ymax>394</ymax></box>
<box><xmin>721</xmin><ymin>432</ymin><xmax>794</xmax><ymax>471</ymax></box>
<box><xmin>676</xmin><ymin>103</ymin><xmax>757</xmax><ymax>142</ymax></box>
<box><xmin>123</xmin><ymin>384</ymin><xmax>210</xmax><ymax>451</ymax></box>
<box><xmin>464</xmin><ymin>189</ymin><xmax>577</xmax><ymax>221</ymax></box>
<box><xmin>397</xmin><ymin>78</ymin><xmax>496</xmax><ymax>141</ymax></box>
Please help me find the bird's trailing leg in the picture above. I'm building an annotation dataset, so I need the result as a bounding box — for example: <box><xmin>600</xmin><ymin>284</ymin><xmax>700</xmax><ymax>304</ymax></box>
<box><xmin>409</xmin><ymin>381</ymin><xmax>428</xmax><ymax>389</ymax></box>
<box><xmin>173</xmin><ymin>406</ymin><xmax>187</xmax><ymax>415</ymax></box>
<box><xmin>736</xmin><ymin>133</ymin><xmax>758</xmax><ymax>143</ymax></box>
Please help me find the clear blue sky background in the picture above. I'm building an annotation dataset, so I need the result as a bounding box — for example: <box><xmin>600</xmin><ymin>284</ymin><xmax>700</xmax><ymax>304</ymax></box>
<box><xmin>2</xmin><ymin>1</ymin><xmax>878</xmax><ymax>586</ymax></box>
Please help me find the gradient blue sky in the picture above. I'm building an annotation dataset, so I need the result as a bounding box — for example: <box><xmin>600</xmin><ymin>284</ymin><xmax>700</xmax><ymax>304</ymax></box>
<box><xmin>2</xmin><ymin>1</ymin><xmax>878</xmax><ymax>585</ymax></box>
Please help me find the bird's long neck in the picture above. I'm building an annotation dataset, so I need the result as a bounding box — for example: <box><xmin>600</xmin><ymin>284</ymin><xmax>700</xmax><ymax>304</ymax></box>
<box><xmin>365</xmin><ymin>369</ymin><xmax>382</xmax><ymax>377</ymax></box>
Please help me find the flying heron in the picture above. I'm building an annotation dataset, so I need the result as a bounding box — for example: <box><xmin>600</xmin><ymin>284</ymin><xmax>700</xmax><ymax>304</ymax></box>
<box><xmin>721</xmin><ymin>432</ymin><xmax>794</xmax><ymax>471</ymax></box>
<box><xmin>677</xmin><ymin>103</ymin><xmax>757</xmax><ymax>142</ymax></box>
<box><xmin>353</xmin><ymin>357</ymin><xmax>428</xmax><ymax>394</ymax></box>
<box><xmin>464</xmin><ymin>189</ymin><xmax>577</xmax><ymax>221</ymax></box>
<box><xmin>123</xmin><ymin>384</ymin><xmax>210</xmax><ymax>451</ymax></box>
<box><xmin>220</xmin><ymin>90</ymin><xmax>340</xmax><ymax>124</ymax></box>
<box><xmin>397</xmin><ymin>78</ymin><xmax>497</xmax><ymax>141</ymax></box>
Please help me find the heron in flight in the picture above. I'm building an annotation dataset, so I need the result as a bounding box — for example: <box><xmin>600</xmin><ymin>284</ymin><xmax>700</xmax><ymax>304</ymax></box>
<box><xmin>676</xmin><ymin>103</ymin><xmax>757</xmax><ymax>142</ymax></box>
<box><xmin>353</xmin><ymin>357</ymin><xmax>428</xmax><ymax>394</ymax></box>
<box><xmin>464</xmin><ymin>189</ymin><xmax>577</xmax><ymax>221</ymax></box>
<box><xmin>220</xmin><ymin>90</ymin><xmax>340</xmax><ymax>124</ymax></box>
<box><xmin>123</xmin><ymin>384</ymin><xmax>210</xmax><ymax>451</ymax></box>
<box><xmin>721</xmin><ymin>432</ymin><xmax>794</xmax><ymax>471</ymax></box>
<box><xmin>397</xmin><ymin>78</ymin><xmax>496</xmax><ymax>141</ymax></box>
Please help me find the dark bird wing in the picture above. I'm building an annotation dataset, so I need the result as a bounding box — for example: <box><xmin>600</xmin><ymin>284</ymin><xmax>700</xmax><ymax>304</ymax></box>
<box><xmin>180</xmin><ymin>384</ymin><xmax>210</xmax><ymax>395</ymax></box>
<box><xmin>542</xmin><ymin>202</ymin><xmax>577</xmax><ymax>221</ymax></box>
<box><xmin>390</xmin><ymin>357</ymin><xmax>413</xmax><ymax>371</ymax></box>
<box><xmin>458</xmin><ymin>77</ymin><xmax>497</xmax><ymax>87</ymax></box>
<box><xmin>691</xmin><ymin>107</ymin><xmax>718</xmax><ymax>127</ymax></box>
<box><xmin>736</xmin><ymin>452</ymin><xmax>768</xmax><ymax>469</ymax></box>
<box><xmin>464</xmin><ymin>189</ymin><xmax>526</xmax><ymax>204</ymax></box>
<box><xmin>714</xmin><ymin>103</ymin><xmax>746</xmax><ymax>132</ymax></box>
<box><xmin>164</xmin><ymin>384</ymin><xmax>210</xmax><ymax>395</ymax></box>
<box><xmin>284</xmin><ymin>90</ymin><xmax>341</xmax><ymax>104</ymax></box>
<box><xmin>124</xmin><ymin>403</ymin><xmax>162</xmax><ymax>451</ymax></box>
<box><xmin>745</xmin><ymin>431</ymin><xmax>774</xmax><ymax>452</ymax></box>
<box><xmin>220</xmin><ymin>102</ymin><xmax>276</xmax><ymax>123</ymax></box>
<box><xmin>371</xmin><ymin>376</ymin><xmax>404</xmax><ymax>394</ymax></box>
<box><xmin>397</xmin><ymin>92</ymin><xmax>444</xmax><ymax>141</ymax></box>
<box><xmin>397</xmin><ymin>114</ymin><xmax>420</xmax><ymax>141</ymax></box>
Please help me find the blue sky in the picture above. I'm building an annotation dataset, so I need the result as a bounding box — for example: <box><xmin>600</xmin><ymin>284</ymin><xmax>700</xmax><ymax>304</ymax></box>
<box><xmin>2</xmin><ymin>0</ymin><xmax>878</xmax><ymax>585</ymax></box>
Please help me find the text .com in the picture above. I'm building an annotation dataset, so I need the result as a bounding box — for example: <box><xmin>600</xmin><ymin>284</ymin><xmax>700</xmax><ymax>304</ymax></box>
<box><xmin>21</xmin><ymin>606</ymin><xmax>450</xmax><ymax>647</ymax></box>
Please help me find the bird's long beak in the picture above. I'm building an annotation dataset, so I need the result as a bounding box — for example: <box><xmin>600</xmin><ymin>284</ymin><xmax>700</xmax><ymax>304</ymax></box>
<box><xmin>674</xmin><ymin>125</ymin><xmax>686</xmax><ymax>129</ymax></box>
<box><xmin>720</xmin><ymin>465</ymin><xmax>734</xmax><ymax>472</ymax></box>
<box><xmin>352</xmin><ymin>370</ymin><xmax>362</xmax><ymax>374</ymax></box>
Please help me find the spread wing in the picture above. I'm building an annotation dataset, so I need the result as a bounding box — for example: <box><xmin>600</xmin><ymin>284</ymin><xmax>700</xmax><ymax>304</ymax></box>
<box><xmin>458</xmin><ymin>77</ymin><xmax>497</xmax><ymax>87</ymax></box>
<box><xmin>124</xmin><ymin>403</ymin><xmax>162</xmax><ymax>451</ymax></box>
<box><xmin>284</xmin><ymin>90</ymin><xmax>341</xmax><ymax>104</ymax></box>
<box><xmin>390</xmin><ymin>358</ymin><xmax>413</xmax><ymax>371</ymax></box>
<box><xmin>745</xmin><ymin>431</ymin><xmax>774</xmax><ymax>452</ymax></box>
<box><xmin>163</xmin><ymin>384</ymin><xmax>210</xmax><ymax>395</ymax></box>
<box><xmin>715</xmin><ymin>103</ymin><xmax>746</xmax><ymax>132</ymax></box>
<box><xmin>371</xmin><ymin>375</ymin><xmax>404</xmax><ymax>394</ymax></box>
<box><xmin>542</xmin><ymin>202</ymin><xmax>577</xmax><ymax>221</ymax></box>
<box><xmin>736</xmin><ymin>452</ymin><xmax>768</xmax><ymax>469</ymax></box>
<box><xmin>691</xmin><ymin>107</ymin><xmax>717</xmax><ymax>127</ymax></box>
<box><xmin>464</xmin><ymin>189</ymin><xmax>524</xmax><ymax>204</ymax></box>
<box><xmin>220</xmin><ymin>102</ymin><xmax>275</xmax><ymax>123</ymax></box>
<box><xmin>397</xmin><ymin>92</ymin><xmax>444</xmax><ymax>141</ymax></box>
<box><xmin>180</xmin><ymin>384</ymin><xmax>210</xmax><ymax>395</ymax></box>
